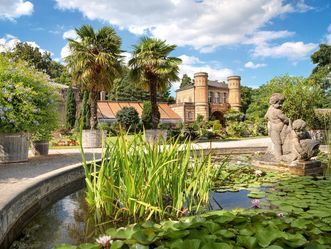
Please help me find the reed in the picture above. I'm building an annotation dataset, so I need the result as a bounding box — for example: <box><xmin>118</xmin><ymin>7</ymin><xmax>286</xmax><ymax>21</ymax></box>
<box><xmin>80</xmin><ymin>132</ymin><xmax>218</xmax><ymax>223</ymax></box>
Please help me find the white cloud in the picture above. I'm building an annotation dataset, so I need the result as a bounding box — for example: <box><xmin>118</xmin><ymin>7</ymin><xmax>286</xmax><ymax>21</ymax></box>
<box><xmin>0</xmin><ymin>0</ymin><xmax>33</xmax><ymax>20</ymax></box>
<box><xmin>0</xmin><ymin>34</ymin><xmax>50</xmax><ymax>55</ymax></box>
<box><xmin>55</xmin><ymin>0</ymin><xmax>310</xmax><ymax>52</ymax></box>
<box><xmin>62</xmin><ymin>29</ymin><xmax>77</xmax><ymax>40</ymax></box>
<box><xmin>253</xmin><ymin>41</ymin><xmax>318</xmax><ymax>60</ymax></box>
<box><xmin>244</xmin><ymin>61</ymin><xmax>267</xmax><ymax>69</ymax></box>
<box><xmin>61</xmin><ymin>44</ymin><xmax>70</xmax><ymax>60</ymax></box>
<box><xmin>244</xmin><ymin>30</ymin><xmax>294</xmax><ymax>46</ymax></box>
<box><xmin>326</xmin><ymin>34</ymin><xmax>331</xmax><ymax>45</ymax></box>
<box><xmin>170</xmin><ymin>54</ymin><xmax>233</xmax><ymax>94</ymax></box>
<box><xmin>121</xmin><ymin>52</ymin><xmax>132</xmax><ymax>65</ymax></box>
<box><xmin>178</xmin><ymin>55</ymin><xmax>203</xmax><ymax>65</ymax></box>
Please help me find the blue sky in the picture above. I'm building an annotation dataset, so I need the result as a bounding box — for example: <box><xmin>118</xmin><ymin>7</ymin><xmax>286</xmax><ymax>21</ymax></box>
<box><xmin>0</xmin><ymin>0</ymin><xmax>330</xmax><ymax>94</ymax></box>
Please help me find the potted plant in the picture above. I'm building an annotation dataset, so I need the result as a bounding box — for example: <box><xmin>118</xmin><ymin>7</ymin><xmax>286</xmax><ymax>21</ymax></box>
<box><xmin>0</xmin><ymin>54</ymin><xmax>58</xmax><ymax>163</ymax></box>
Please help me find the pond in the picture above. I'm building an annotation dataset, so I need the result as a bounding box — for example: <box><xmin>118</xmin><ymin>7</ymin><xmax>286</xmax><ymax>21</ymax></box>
<box><xmin>9</xmin><ymin>188</ymin><xmax>257</xmax><ymax>249</ymax></box>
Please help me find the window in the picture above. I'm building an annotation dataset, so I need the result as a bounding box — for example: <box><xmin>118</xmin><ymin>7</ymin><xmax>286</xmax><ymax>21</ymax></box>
<box><xmin>215</xmin><ymin>92</ymin><xmax>220</xmax><ymax>103</ymax></box>
<box><xmin>188</xmin><ymin>111</ymin><xmax>193</xmax><ymax>120</ymax></box>
<box><xmin>208</xmin><ymin>91</ymin><xmax>212</xmax><ymax>103</ymax></box>
<box><xmin>224</xmin><ymin>93</ymin><xmax>227</xmax><ymax>103</ymax></box>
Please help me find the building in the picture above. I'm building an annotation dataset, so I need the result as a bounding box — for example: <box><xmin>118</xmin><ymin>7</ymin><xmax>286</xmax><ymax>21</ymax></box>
<box><xmin>97</xmin><ymin>101</ymin><xmax>181</xmax><ymax>124</ymax></box>
<box><xmin>170</xmin><ymin>72</ymin><xmax>240</xmax><ymax>124</ymax></box>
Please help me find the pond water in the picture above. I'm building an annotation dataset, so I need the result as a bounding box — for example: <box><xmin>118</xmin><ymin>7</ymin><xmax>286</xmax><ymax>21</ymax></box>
<box><xmin>9</xmin><ymin>189</ymin><xmax>256</xmax><ymax>249</ymax></box>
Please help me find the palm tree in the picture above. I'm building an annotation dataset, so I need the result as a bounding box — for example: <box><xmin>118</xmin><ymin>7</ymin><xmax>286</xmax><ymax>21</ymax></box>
<box><xmin>65</xmin><ymin>25</ymin><xmax>122</xmax><ymax>129</ymax></box>
<box><xmin>129</xmin><ymin>37</ymin><xmax>182</xmax><ymax>129</ymax></box>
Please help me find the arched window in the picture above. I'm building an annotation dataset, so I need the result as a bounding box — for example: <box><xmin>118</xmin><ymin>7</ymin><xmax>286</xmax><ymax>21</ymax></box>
<box><xmin>188</xmin><ymin>111</ymin><xmax>193</xmax><ymax>120</ymax></box>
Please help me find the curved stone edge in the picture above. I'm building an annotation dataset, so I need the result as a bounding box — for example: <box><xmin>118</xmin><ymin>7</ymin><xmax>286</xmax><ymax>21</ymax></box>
<box><xmin>0</xmin><ymin>159</ymin><xmax>100</xmax><ymax>249</ymax></box>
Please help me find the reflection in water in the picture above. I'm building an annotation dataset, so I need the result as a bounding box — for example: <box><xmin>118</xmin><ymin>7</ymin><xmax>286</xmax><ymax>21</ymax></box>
<box><xmin>10</xmin><ymin>188</ymin><xmax>257</xmax><ymax>249</ymax></box>
<box><xmin>10</xmin><ymin>190</ymin><xmax>90</xmax><ymax>249</ymax></box>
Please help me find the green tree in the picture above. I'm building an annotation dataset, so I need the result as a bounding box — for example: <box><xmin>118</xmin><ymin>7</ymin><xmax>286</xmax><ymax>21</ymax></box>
<box><xmin>180</xmin><ymin>74</ymin><xmax>193</xmax><ymax>88</ymax></box>
<box><xmin>142</xmin><ymin>101</ymin><xmax>160</xmax><ymax>129</ymax></box>
<box><xmin>65</xmin><ymin>86</ymin><xmax>76</xmax><ymax>129</ymax></box>
<box><xmin>116</xmin><ymin>107</ymin><xmax>140</xmax><ymax>131</ymax></box>
<box><xmin>240</xmin><ymin>86</ymin><xmax>254</xmax><ymax>114</ymax></box>
<box><xmin>246</xmin><ymin>75</ymin><xmax>324</xmax><ymax>128</ymax></box>
<box><xmin>65</xmin><ymin>25</ymin><xmax>122</xmax><ymax>129</ymax></box>
<box><xmin>129</xmin><ymin>38</ymin><xmax>181</xmax><ymax>129</ymax></box>
<box><xmin>8</xmin><ymin>42</ymin><xmax>65</xmax><ymax>79</ymax></box>
<box><xmin>308</xmin><ymin>44</ymin><xmax>331</xmax><ymax>107</ymax></box>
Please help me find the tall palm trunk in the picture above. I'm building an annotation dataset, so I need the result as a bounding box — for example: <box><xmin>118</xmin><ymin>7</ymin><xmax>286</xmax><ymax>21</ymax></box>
<box><xmin>90</xmin><ymin>90</ymin><xmax>99</xmax><ymax>129</ymax></box>
<box><xmin>149</xmin><ymin>81</ymin><xmax>158</xmax><ymax>129</ymax></box>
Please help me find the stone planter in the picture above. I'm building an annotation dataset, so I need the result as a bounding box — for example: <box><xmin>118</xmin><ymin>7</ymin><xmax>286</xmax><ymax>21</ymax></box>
<box><xmin>145</xmin><ymin>129</ymin><xmax>167</xmax><ymax>142</ymax></box>
<box><xmin>0</xmin><ymin>133</ymin><xmax>29</xmax><ymax>163</ymax></box>
<box><xmin>31</xmin><ymin>140</ymin><xmax>49</xmax><ymax>156</ymax></box>
<box><xmin>82</xmin><ymin>129</ymin><xmax>106</xmax><ymax>148</ymax></box>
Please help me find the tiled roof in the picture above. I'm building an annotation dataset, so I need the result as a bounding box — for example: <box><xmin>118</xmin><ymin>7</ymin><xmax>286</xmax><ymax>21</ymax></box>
<box><xmin>97</xmin><ymin>101</ymin><xmax>181</xmax><ymax>120</ymax></box>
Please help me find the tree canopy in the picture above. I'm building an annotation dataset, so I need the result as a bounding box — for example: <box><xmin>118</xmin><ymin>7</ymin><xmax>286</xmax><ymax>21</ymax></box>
<box><xmin>246</xmin><ymin>75</ymin><xmax>324</xmax><ymax>128</ymax></box>
<box><xmin>180</xmin><ymin>74</ymin><xmax>193</xmax><ymax>88</ymax></box>
<box><xmin>129</xmin><ymin>37</ymin><xmax>181</xmax><ymax>129</ymax></box>
<box><xmin>65</xmin><ymin>25</ymin><xmax>122</xmax><ymax>129</ymax></box>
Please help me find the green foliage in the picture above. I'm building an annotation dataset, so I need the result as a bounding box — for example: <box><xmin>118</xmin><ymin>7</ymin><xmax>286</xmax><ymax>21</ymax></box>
<box><xmin>8</xmin><ymin>42</ymin><xmax>65</xmax><ymax>79</ymax></box>
<box><xmin>141</xmin><ymin>101</ymin><xmax>160</xmax><ymax>129</ymax></box>
<box><xmin>129</xmin><ymin>37</ymin><xmax>181</xmax><ymax>129</ymax></box>
<box><xmin>115</xmin><ymin>107</ymin><xmax>140</xmax><ymax>131</ymax></box>
<box><xmin>180</xmin><ymin>74</ymin><xmax>193</xmax><ymax>88</ymax></box>
<box><xmin>0</xmin><ymin>54</ymin><xmax>58</xmax><ymax>134</ymax></box>
<box><xmin>212</xmin><ymin>120</ymin><xmax>221</xmax><ymax>132</ymax></box>
<box><xmin>108</xmin><ymin>66</ymin><xmax>175</xmax><ymax>104</ymax></box>
<box><xmin>309</xmin><ymin>44</ymin><xmax>331</xmax><ymax>91</ymax></box>
<box><xmin>224</xmin><ymin>109</ymin><xmax>245</xmax><ymax>123</ymax></box>
<box><xmin>240</xmin><ymin>86</ymin><xmax>254</xmax><ymax>114</ymax></box>
<box><xmin>226</xmin><ymin>122</ymin><xmax>250</xmax><ymax>137</ymax></box>
<box><xmin>65</xmin><ymin>86</ymin><xmax>76</xmax><ymax>129</ymax></box>
<box><xmin>65</xmin><ymin>25</ymin><xmax>122</xmax><ymax>129</ymax></box>
<box><xmin>81</xmin><ymin>132</ymin><xmax>217</xmax><ymax>223</ymax></box>
<box><xmin>246</xmin><ymin>75</ymin><xmax>324</xmax><ymax>128</ymax></box>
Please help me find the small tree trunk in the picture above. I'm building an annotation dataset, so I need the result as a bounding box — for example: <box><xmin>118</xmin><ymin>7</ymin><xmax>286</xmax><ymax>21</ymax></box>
<box><xmin>149</xmin><ymin>81</ymin><xmax>158</xmax><ymax>129</ymax></box>
<box><xmin>90</xmin><ymin>90</ymin><xmax>99</xmax><ymax>130</ymax></box>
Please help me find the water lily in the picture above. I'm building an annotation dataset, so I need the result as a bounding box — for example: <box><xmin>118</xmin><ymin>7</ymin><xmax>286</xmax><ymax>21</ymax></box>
<box><xmin>96</xmin><ymin>235</ymin><xmax>112</xmax><ymax>248</ymax></box>
<box><xmin>251</xmin><ymin>199</ymin><xmax>260</xmax><ymax>208</ymax></box>
<box><xmin>254</xmin><ymin>170</ymin><xmax>263</xmax><ymax>177</ymax></box>
<box><xmin>277</xmin><ymin>212</ymin><xmax>284</xmax><ymax>218</ymax></box>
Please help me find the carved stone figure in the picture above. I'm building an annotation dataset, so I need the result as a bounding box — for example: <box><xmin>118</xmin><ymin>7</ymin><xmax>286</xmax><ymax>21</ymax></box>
<box><xmin>264</xmin><ymin>93</ymin><xmax>289</xmax><ymax>160</ymax></box>
<box><xmin>265</xmin><ymin>93</ymin><xmax>320</xmax><ymax>163</ymax></box>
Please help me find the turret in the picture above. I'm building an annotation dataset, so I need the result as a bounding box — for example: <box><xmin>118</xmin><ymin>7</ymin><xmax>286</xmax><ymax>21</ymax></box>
<box><xmin>194</xmin><ymin>72</ymin><xmax>209</xmax><ymax>120</ymax></box>
<box><xmin>227</xmin><ymin>75</ymin><xmax>241</xmax><ymax>111</ymax></box>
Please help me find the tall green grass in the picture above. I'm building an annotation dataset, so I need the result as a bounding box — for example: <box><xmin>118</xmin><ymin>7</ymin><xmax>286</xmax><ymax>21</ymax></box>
<box><xmin>80</xmin><ymin>132</ymin><xmax>218</xmax><ymax>223</ymax></box>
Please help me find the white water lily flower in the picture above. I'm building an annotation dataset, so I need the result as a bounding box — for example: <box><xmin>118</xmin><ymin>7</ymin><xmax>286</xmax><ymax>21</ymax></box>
<box><xmin>251</xmin><ymin>199</ymin><xmax>260</xmax><ymax>208</ymax></box>
<box><xmin>254</xmin><ymin>170</ymin><xmax>263</xmax><ymax>177</ymax></box>
<box><xmin>96</xmin><ymin>235</ymin><xmax>113</xmax><ymax>246</ymax></box>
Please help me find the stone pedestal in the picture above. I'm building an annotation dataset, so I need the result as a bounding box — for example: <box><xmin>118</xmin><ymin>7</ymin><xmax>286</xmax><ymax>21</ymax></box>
<box><xmin>252</xmin><ymin>159</ymin><xmax>323</xmax><ymax>176</ymax></box>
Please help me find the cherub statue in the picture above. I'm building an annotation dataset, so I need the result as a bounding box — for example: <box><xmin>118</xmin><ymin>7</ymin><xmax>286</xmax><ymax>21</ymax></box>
<box><xmin>282</xmin><ymin>119</ymin><xmax>320</xmax><ymax>162</ymax></box>
<box><xmin>264</xmin><ymin>93</ymin><xmax>289</xmax><ymax>159</ymax></box>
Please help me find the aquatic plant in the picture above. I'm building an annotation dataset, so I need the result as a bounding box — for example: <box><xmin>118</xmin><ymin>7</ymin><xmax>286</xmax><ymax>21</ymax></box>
<box><xmin>80</xmin><ymin>132</ymin><xmax>218</xmax><ymax>223</ymax></box>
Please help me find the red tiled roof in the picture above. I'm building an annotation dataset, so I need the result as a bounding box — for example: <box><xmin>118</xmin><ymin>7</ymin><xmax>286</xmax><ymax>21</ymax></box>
<box><xmin>97</xmin><ymin>101</ymin><xmax>181</xmax><ymax>120</ymax></box>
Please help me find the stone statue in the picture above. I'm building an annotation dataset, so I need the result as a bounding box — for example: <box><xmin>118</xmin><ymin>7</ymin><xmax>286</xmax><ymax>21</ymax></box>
<box><xmin>265</xmin><ymin>93</ymin><xmax>320</xmax><ymax>163</ymax></box>
<box><xmin>264</xmin><ymin>93</ymin><xmax>289</xmax><ymax>160</ymax></box>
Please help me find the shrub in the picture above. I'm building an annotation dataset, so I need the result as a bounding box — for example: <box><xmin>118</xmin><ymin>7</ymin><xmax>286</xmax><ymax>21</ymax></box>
<box><xmin>212</xmin><ymin>120</ymin><xmax>222</xmax><ymax>132</ymax></box>
<box><xmin>142</xmin><ymin>101</ymin><xmax>160</xmax><ymax>129</ymax></box>
<box><xmin>115</xmin><ymin>106</ymin><xmax>140</xmax><ymax>131</ymax></box>
<box><xmin>0</xmin><ymin>54</ymin><xmax>58</xmax><ymax>135</ymax></box>
<box><xmin>226</xmin><ymin>122</ymin><xmax>250</xmax><ymax>137</ymax></box>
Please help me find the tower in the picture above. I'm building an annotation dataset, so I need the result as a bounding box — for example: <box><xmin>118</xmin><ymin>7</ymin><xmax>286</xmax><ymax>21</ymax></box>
<box><xmin>194</xmin><ymin>72</ymin><xmax>209</xmax><ymax>120</ymax></box>
<box><xmin>227</xmin><ymin>75</ymin><xmax>241</xmax><ymax>111</ymax></box>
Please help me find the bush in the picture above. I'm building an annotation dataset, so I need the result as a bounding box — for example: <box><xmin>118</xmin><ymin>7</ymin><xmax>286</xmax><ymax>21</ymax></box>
<box><xmin>0</xmin><ymin>54</ymin><xmax>58</xmax><ymax>136</ymax></box>
<box><xmin>116</xmin><ymin>107</ymin><xmax>140</xmax><ymax>131</ymax></box>
<box><xmin>226</xmin><ymin>122</ymin><xmax>250</xmax><ymax>137</ymax></box>
<box><xmin>212</xmin><ymin>120</ymin><xmax>222</xmax><ymax>132</ymax></box>
<box><xmin>142</xmin><ymin>101</ymin><xmax>160</xmax><ymax>129</ymax></box>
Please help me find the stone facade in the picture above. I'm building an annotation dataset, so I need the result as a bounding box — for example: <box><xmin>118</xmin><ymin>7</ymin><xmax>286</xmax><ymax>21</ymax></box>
<box><xmin>171</xmin><ymin>72</ymin><xmax>241</xmax><ymax>123</ymax></box>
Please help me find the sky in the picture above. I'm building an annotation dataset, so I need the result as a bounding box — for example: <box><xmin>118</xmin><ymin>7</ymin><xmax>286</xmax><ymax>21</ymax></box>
<box><xmin>0</xmin><ymin>0</ymin><xmax>330</xmax><ymax>95</ymax></box>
